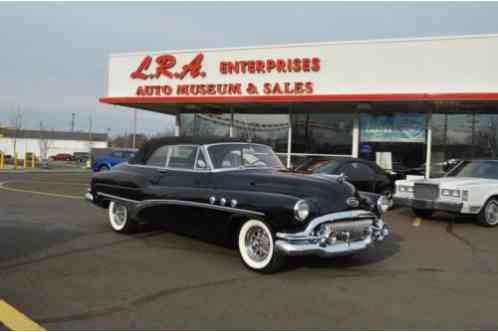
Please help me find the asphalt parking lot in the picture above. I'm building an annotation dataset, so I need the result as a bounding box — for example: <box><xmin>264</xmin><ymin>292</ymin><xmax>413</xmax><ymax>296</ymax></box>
<box><xmin>1</xmin><ymin>171</ymin><xmax>497</xmax><ymax>330</ymax></box>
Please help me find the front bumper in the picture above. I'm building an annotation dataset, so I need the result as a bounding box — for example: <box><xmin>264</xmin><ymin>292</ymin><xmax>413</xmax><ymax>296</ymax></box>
<box><xmin>393</xmin><ymin>196</ymin><xmax>462</xmax><ymax>213</ymax></box>
<box><xmin>275</xmin><ymin>210</ymin><xmax>388</xmax><ymax>257</ymax></box>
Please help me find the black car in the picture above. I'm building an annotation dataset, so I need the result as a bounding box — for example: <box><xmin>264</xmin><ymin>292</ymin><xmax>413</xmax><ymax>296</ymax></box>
<box><xmin>294</xmin><ymin>157</ymin><xmax>398</xmax><ymax>197</ymax></box>
<box><xmin>86</xmin><ymin>137</ymin><xmax>389</xmax><ymax>273</ymax></box>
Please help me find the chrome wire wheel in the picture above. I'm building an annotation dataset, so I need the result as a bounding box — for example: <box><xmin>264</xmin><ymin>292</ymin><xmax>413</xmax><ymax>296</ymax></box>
<box><xmin>245</xmin><ymin>226</ymin><xmax>271</xmax><ymax>262</ymax></box>
<box><xmin>238</xmin><ymin>220</ymin><xmax>275</xmax><ymax>271</ymax></box>
<box><xmin>109</xmin><ymin>201</ymin><xmax>129</xmax><ymax>232</ymax></box>
<box><xmin>484</xmin><ymin>200</ymin><xmax>498</xmax><ymax>226</ymax></box>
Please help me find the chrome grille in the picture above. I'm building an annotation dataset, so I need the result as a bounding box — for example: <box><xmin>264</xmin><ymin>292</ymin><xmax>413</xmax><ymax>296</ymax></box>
<box><xmin>315</xmin><ymin>219</ymin><xmax>373</xmax><ymax>241</ymax></box>
<box><xmin>414</xmin><ymin>183</ymin><xmax>439</xmax><ymax>200</ymax></box>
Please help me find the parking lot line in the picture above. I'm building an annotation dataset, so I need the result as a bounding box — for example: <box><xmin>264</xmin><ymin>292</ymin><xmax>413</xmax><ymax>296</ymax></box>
<box><xmin>412</xmin><ymin>217</ymin><xmax>422</xmax><ymax>227</ymax></box>
<box><xmin>0</xmin><ymin>300</ymin><xmax>45</xmax><ymax>331</ymax></box>
<box><xmin>0</xmin><ymin>181</ymin><xmax>83</xmax><ymax>200</ymax></box>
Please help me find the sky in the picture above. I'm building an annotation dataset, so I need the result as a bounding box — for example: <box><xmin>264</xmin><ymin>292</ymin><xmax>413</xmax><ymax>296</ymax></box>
<box><xmin>1</xmin><ymin>1</ymin><xmax>498</xmax><ymax>136</ymax></box>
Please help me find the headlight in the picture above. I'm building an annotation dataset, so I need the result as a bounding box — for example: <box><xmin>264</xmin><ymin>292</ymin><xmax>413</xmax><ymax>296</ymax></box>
<box><xmin>294</xmin><ymin>200</ymin><xmax>310</xmax><ymax>222</ymax></box>
<box><xmin>441</xmin><ymin>189</ymin><xmax>460</xmax><ymax>198</ymax></box>
<box><xmin>377</xmin><ymin>195</ymin><xmax>391</xmax><ymax>214</ymax></box>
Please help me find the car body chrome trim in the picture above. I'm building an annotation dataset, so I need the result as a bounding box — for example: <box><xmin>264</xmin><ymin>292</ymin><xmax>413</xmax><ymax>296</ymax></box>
<box><xmin>97</xmin><ymin>192</ymin><xmax>140</xmax><ymax>204</ymax></box>
<box><xmin>95</xmin><ymin>192</ymin><xmax>265</xmax><ymax>217</ymax></box>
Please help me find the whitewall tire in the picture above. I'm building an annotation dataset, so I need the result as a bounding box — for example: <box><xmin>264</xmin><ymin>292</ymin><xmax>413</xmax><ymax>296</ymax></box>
<box><xmin>108</xmin><ymin>201</ymin><xmax>136</xmax><ymax>233</ymax></box>
<box><xmin>238</xmin><ymin>219</ymin><xmax>285</xmax><ymax>273</ymax></box>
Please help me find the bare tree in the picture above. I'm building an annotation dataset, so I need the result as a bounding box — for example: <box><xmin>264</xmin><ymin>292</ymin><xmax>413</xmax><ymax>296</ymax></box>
<box><xmin>38</xmin><ymin>121</ymin><xmax>54</xmax><ymax>160</ymax></box>
<box><xmin>9</xmin><ymin>107</ymin><xmax>24</xmax><ymax>165</ymax></box>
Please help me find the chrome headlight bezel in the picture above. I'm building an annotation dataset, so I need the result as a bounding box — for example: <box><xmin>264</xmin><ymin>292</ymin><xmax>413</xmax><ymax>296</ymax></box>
<box><xmin>294</xmin><ymin>200</ymin><xmax>310</xmax><ymax>222</ymax></box>
<box><xmin>441</xmin><ymin>189</ymin><xmax>460</xmax><ymax>198</ymax></box>
<box><xmin>397</xmin><ymin>185</ymin><xmax>414</xmax><ymax>193</ymax></box>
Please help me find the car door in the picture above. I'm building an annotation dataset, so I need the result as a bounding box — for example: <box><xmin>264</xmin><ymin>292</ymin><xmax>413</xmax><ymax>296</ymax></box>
<box><xmin>337</xmin><ymin>161</ymin><xmax>376</xmax><ymax>192</ymax></box>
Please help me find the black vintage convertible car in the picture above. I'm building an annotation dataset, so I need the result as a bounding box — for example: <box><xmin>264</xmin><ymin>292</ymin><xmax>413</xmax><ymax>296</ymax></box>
<box><xmin>86</xmin><ymin>137</ymin><xmax>389</xmax><ymax>273</ymax></box>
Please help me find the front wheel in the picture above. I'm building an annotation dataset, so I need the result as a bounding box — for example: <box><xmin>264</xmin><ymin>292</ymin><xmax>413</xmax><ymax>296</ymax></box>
<box><xmin>478</xmin><ymin>198</ymin><xmax>498</xmax><ymax>227</ymax></box>
<box><xmin>238</xmin><ymin>219</ymin><xmax>285</xmax><ymax>273</ymax></box>
<box><xmin>108</xmin><ymin>201</ymin><xmax>136</xmax><ymax>233</ymax></box>
<box><xmin>412</xmin><ymin>208</ymin><xmax>434</xmax><ymax>218</ymax></box>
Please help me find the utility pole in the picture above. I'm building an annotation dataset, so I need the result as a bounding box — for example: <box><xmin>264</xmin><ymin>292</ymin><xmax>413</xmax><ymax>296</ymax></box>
<box><xmin>132</xmin><ymin>109</ymin><xmax>137</xmax><ymax>149</ymax></box>
<box><xmin>88</xmin><ymin>116</ymin><xmax>93</xmax><ymax>154</ymax></box>
<box><xmin>71</xmin><ymin>113</ymin><xmax>76</xmax><ymax>132</ymax></box>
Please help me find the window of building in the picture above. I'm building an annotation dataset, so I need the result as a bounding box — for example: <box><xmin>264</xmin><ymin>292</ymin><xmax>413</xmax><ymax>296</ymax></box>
<box><xmin>180</xmin><ymin>113</ymin><xmax>231</xmax><ymax>137</ymax></box>
<box><xmin>290</xmin><ymin>112</ymin><xmax>353</xmax><ymax>156</ymax></box>
<box><xmin>232</xmin><ymin>113</ymin><xmax>289</xmax><ymax>153</ymax></box>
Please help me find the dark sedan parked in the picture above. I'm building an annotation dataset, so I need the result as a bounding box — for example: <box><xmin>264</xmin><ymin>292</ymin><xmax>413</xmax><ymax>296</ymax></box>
<box><xmin>86</xmin><ymin>137</ymin><xmax>389</xmax><ymax>273</ymax></box>
<box><xmin>294</xmin><ymin>157</ymin><xmax>398</xmax><ymax>197</ymax></box>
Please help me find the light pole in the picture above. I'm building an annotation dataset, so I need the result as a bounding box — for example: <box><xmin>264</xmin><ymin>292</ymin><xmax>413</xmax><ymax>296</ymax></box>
<box><xmin>132</xmin><ymin>109</ymin><xmax>137</xmax><ymax>149</ymax></box>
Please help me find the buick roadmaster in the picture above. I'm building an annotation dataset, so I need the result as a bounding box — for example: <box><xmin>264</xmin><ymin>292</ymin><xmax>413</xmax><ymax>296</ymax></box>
<box><xmin>86</xmin><ymin>137</ymin><xmax>389</xmax><ymax>273</ymax></box>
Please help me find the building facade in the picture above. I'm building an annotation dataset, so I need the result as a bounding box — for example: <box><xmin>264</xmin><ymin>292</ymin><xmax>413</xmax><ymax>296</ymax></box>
<box><xmin>0</xmin><ymin>128</ymin><xmax>108</xmax><ymax>158</ymax></box>
<box><xmin>100</xmin><ymin>34</ymin><xmax>498</xmax><ymax>177</ymax></box>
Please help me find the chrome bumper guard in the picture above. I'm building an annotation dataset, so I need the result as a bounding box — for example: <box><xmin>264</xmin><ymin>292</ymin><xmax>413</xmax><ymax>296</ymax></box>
<box><xmin>275</xmin><ymin>210</ymin><xmax>389</xmax><ymax>257</ymax></box>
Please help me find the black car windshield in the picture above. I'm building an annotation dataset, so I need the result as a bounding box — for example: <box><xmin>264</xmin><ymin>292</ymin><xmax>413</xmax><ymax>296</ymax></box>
<box><xmin>207</xmin><ymin>143</ymin><xmax>284</xmax><ymax>170</ymax></box>
<box><xmin>447</xmin><ymin>161</ymin><xmax>498</xmax><ymax>179</ymax></box>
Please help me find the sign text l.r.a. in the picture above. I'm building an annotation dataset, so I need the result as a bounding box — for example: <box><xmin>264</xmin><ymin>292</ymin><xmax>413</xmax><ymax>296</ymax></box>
<box><xmin>130</xmin><ymin>53</ymin><xmax>206</xmax><ymax>81</ymax></box>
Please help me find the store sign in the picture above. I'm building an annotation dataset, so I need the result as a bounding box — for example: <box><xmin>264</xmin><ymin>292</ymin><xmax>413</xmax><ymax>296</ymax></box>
<box><xmin>128</xmin><ymin>52</ymin><xmax>321</xmax><ymax>97</ymax></box>
<box><xmin>360</xmin><ymin>114</ymin><xmax>426</xmax><ymax>143</ymax></box>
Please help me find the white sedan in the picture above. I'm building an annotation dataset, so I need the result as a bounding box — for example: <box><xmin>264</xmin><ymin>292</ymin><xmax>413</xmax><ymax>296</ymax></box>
<box><xmin>394</xmin><ymin>160</ymin><xmax>498</xmax><ymax>227</ymax></box>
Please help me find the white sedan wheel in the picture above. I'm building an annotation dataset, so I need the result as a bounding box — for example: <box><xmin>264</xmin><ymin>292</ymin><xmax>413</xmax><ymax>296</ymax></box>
<box><xmin>238</xmin><ymin>220</ymin><xmax>274</xmax><ymax>271</ymax></box>
<box><xmin>484</xmin><ymin>199</ymin><xmax>498</xmax><ymax>226</ymax></box>
<box><xmin>108</xmin><ymin>201</ymin><xmax>129</xmax><ymax>232</ymax></box>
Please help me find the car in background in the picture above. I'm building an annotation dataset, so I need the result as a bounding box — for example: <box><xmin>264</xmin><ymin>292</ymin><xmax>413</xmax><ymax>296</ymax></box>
<box><xmin>73</xmin><ymin>152</ymin><xmax>89</xmax><ymax>163</ymax></box>
<box><xmin>50</xmin><ymin>153</ymin><xmax>73</xmax><ymax>161</ymax></box>
<box><xmin>92</xmin><ymin>149</ymin><xmax>136</xmax><ymax>172</ymax></box>
<box><xmin>394</xmin><ymin>160</ymin><xmax>498</xmax><ymax>227</ymax></box>
<box><xmin>294</xmin><ymin>156</ymin><xmax>398</xmax><ymax>198</ymax></box>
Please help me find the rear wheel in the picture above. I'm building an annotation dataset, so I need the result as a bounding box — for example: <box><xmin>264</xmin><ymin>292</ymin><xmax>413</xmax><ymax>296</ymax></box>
<box><xmin>478</xmin><ymin>198</ymin><xmax>498</xmax><ymax>227</ymax></box>
<box><xmin>238</xmin><ymin>219</ymin><xmax>285</xmax><ymax>273</ymax></box>
<box><xmin>108</xmin><ymin>201</ymin><xmax>136</xmax><ymax>233</ymax></box>
<box><xmin>412</xmin><ymin>208</ymin><xmax>434</xmax><ymax>218</ymax></box>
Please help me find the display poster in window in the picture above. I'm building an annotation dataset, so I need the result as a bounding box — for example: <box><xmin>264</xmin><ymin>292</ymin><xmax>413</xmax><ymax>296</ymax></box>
<box><xmin>360</xmin><ymin>114</ymin><xmax>426</xmax><ymax>143</ymax></box>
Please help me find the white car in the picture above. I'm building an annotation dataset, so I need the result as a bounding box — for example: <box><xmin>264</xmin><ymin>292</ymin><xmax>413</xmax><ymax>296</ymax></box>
<box><xmin>394</xmin><ymin>160</ymin><xmax>498</xmax><ymax>227</ymax></box>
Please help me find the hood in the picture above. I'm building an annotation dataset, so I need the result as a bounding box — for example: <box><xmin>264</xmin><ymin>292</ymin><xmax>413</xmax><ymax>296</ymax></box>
<box><xmin>222</xmin><ymin>169</ymin><xmax>359</xmax><ymax>214</ymax></box>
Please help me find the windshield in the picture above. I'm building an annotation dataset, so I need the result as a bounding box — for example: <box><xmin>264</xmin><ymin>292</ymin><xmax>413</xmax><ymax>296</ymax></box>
<box><xmin>207</xmin><ymin>143</ymin><xmax>284</xmax><ymax>170</ymax></box>
<box><xmin>447</xmin><ymin>161</ymin><xmax>498</xmax><ymax>179</ymax></box>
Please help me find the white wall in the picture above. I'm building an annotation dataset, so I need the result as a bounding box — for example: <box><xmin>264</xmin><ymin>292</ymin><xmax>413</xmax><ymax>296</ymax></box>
<box><xmin>0</xmin><ymin>138</ymin><xmax>108</xmax><ymax>157</ymax></box>
<box><xmin>106</xmin><ymin>34</ymin><xmax>498</xmax><ymax>99</ymax></box>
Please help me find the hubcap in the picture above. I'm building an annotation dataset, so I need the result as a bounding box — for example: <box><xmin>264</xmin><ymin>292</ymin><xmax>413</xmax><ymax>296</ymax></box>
<box><xmin>112</xmin><ymin>204</ymin><xmax>127</xmax><ymax>226</ymax></box>
<box><xmin>485</xmin><ymin>201</ymin><xmax>498</xmax><ymax>225</ymax></box>
<box><xmin>244</xmin><ymin>226</ymin><xmax>271</xmax><ymax>262</ymax></box>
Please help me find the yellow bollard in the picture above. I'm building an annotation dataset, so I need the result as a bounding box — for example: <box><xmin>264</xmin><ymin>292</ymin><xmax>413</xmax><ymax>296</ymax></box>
<box><xmin>0</xmin><ymin>152</ymin><xmax>3</xmax><ymax>169</ymax></box>
<box><xmin>23</xmin><ymin>153</ymin><xmax>28</xmax><ymax>169</ymax></box>
<box><xmin>32</xmin><ymin>153</ymin><xmax>36</xmax><ymax>168</ymax></box>
<box><xmin>14</xmin><ymin>153</ymin><xmax>18</xmax><ymax>169</ymax></box>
